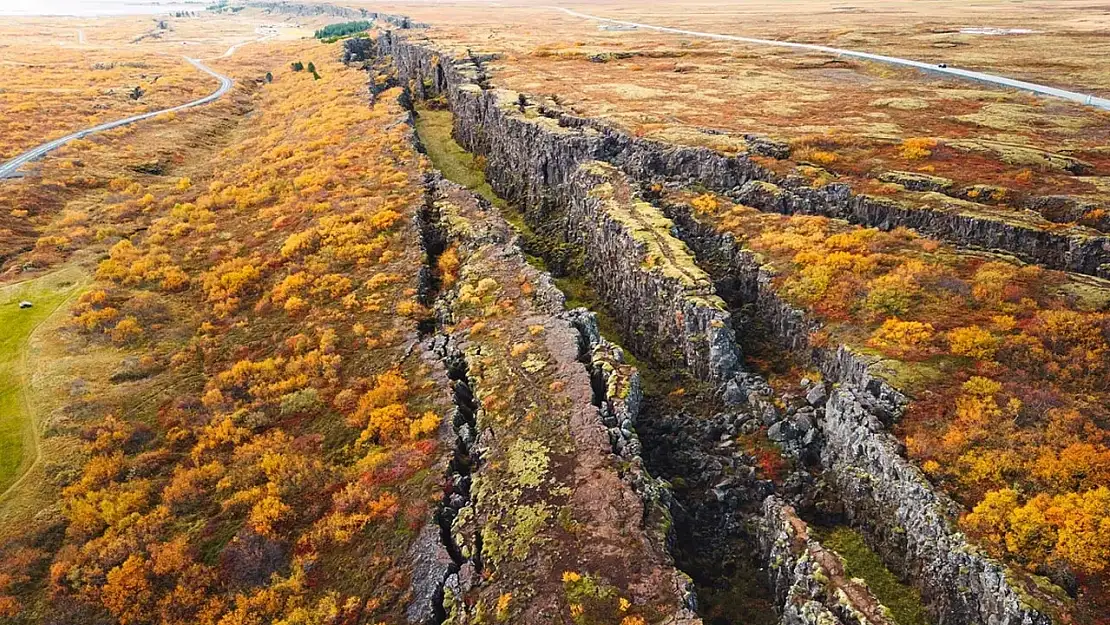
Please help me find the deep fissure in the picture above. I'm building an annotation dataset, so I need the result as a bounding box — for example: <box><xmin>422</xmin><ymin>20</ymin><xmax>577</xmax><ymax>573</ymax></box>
<box><xmin>371</xmin><ymin>31</ymin><xmax>1063</xmax><ymax>625</ymax></box>
<box><xmin>409</xmin><ymin>102</ymin><xmax>785</xmax><ymax>623</ymax></box>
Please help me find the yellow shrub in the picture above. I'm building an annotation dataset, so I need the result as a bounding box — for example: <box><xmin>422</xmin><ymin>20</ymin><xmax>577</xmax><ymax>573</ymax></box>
<box><xmin>868</xmin><ymin>318</ymin><xmax>935</xmax><ymax>356</ymax></box>
<box><xmin>948</xmin><ymin>326</ymin><xmax>998</xmax><ymax>360</ymax></box>
<box><xmin>899</xmin><ymin>137</ymin><xmax>937</xmax><ymax>160</ymax></box>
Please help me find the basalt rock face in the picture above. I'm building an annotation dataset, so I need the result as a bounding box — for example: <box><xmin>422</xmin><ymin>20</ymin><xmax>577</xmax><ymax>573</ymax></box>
<box><xmin>341</xmin><ymin>37</ymin><xmax>374</xmax><ymax>64</ymax></box>
<box><xmin>822</xmin><ymin>388</ymin><xmax>1056</xmax><ymax>625</ymax></box>
<box><xmin>377</xmin><ymin>33</ymin><xmax>1060</xmax><ymax>625</ymax></box>
<box><xmin>758</xmin><ymin>497</ymin><xmax>896</xmax><ymax>625</ymax></box>
<box><xmin>385</xmin><ymin>39</ymin><xmax>741</xmax><ymax>380</ymax></box>
<box><xmin>377</xmin><ymin>34</ymin><xmax>1110</xmax><ymax>278</ymax></box>
<box><xmin>733</xmin><ymin>180</ymin><xmax>1110</xmax><ymax>279</ymax></box>
<box><xmin>564</xmin><ymin>163</ymin><xmax>740</xmax><ymax>380</ymax></box>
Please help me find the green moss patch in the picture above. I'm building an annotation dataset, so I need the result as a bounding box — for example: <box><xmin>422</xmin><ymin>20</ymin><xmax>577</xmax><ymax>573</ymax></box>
<box><xmin>816</xmin><ymin>526</ymin><xmax>932</xmax><ymax>625</ymax></box>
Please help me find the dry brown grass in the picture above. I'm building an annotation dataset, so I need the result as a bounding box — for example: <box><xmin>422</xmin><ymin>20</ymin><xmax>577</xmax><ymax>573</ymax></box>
<box><xmin>355</xmin><ymin>0</ymin><xmax>1110</xmax><ymax>226</ymax></box>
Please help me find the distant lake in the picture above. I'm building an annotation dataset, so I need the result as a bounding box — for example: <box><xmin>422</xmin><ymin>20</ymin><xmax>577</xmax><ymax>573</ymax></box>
<box><xmin>0</xmin><ymin>0</ymin><xmax>205</xmax><ymax>16</ymax></box>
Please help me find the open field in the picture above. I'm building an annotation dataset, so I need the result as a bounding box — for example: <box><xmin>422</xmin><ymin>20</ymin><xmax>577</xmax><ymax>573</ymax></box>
<box><xmin>0</xmin><ymin>268</ymin><xmax>85</xmax><ymax>496</ymax></box>
<box><xmin>0</xmin><ymin>9</ymin><xmax>310</xmax><ymax>161</ymax></box>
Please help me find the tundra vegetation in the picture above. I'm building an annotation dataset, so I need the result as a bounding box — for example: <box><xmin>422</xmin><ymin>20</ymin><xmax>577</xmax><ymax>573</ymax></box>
<box><xmin>0</xmin><ymin>29</ymin><xmax>461</xmax><ymax>624</ymax></box>
<box><xmin>2</xmin><ymin>1</ymin><xmax>1110</xmax><ymax>624</ymax></box>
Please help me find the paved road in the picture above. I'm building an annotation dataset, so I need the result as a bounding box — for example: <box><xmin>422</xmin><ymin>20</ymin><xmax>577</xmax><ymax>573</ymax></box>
<box><xmin>551</xmin><ymin>7</ymin><xmax>1110</xmax><ymax>111</ymax></box>
<box><xmin>0</xmin><ymin>57</ymin><xmax>232</xmax><ymax>179</ymax></box>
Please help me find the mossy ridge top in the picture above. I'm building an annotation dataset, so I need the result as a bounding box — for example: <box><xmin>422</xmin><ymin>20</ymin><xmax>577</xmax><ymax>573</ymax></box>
<box><xmin>579</xmin><ymin>161</ymin><xmax>725</xmax><ymax>310</ymax></box>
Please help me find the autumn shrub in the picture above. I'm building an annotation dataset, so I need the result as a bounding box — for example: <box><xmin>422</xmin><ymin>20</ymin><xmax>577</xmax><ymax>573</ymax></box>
<box><xmin>964</xmin><ymin>486</ymin><xmax>1110</xmax><ymax>575</ymax></box>
<box><xmin>947</xmin><ymin>326</ymin><xmax>999</xmax><ymax>360</ymax></box>
<box><xmin>109</xmin><ymin>316</ymin><xmax>143</xmax><ymax>344</ymax></box>
<box><xmin>689</xmin><ymin>193</ymin><xmax>720</xmax><ymax>215</ymax></box>
<box><xmin>279</xmin><ymin>388</ymin><xmax>322</xmax><ymax>416</ymax></box>
<box><xmin>868</xmin><ymin>318</ymin><xmax>935</xmax><ymax>357</ymax></box>
<box><xmin>899</xmin><ymin>137</ymin><xmax>937</xmax><ymax>160</ymax></box>
<box><xmin>794</xmin><ymin>147</ymin><xmax>839</xmax><ymax>166</ymax></box>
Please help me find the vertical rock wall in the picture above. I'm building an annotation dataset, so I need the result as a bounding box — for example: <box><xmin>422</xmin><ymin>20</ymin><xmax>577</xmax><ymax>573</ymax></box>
<box><xmin>375</xmin><ymin>33</ymin><xmax>1061</xmax><ymax>625</ymax></box>
<box><xmin>378</xmin><ymin>34</ymin><xmax>1110</xmax><ymax>278</ymax></box>
<box><xmin>822</xmin><ymin>388</ymin><xmax>1054</xmax><ymax>625</ymax></box>
<box><xmin>564</xmin><ymin>162</ymin><xmax>740</xmax><ymax>380</ymax></box>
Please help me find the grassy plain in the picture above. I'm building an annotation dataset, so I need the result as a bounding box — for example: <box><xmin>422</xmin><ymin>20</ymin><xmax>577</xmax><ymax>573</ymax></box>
<box><xmin>0</xmin><ymin>268</ymin><xmax>86</xmax><ymax>496</ymax></box>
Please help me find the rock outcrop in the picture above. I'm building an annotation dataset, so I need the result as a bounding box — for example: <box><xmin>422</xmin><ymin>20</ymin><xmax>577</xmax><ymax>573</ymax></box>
<box><xmin>759</xmin><ymin>497</ymin><xmax>897</xmax><ymax>625</ymax></box>
<box><xmin>375</xmin><ymin>30</ymin><xmax>1064</xmax><ymax>625</ymax></box>
<box><xmin>822</xmin><ymin>387</ymin><xmax>1056</xmax><ymax>625</ymax></box>
<box><xmin>564</xmin><ymin>162</ymin><xmax>740</xmax><ymax>380</ymax></box>
<box><xmin>377</xmin><ymin>33</ymin><xmax>1110</xmax><ymax>278</ymax></box>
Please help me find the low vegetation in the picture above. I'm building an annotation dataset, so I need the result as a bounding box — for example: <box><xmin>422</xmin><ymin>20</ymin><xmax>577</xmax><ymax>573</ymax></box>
<box><xmin>0</xmin><ymin>48</ymin><xmax>454</xmax><ymax>624</ymax></box>
<box><xmin>0</xmin><ymin>269</ymin><xmax>86</xmax><ymax>495</ymax></box>
<box><xmin>814</xmin><ymin>526</ymin><xmax>930</xmax><ymax>625</ymax></box>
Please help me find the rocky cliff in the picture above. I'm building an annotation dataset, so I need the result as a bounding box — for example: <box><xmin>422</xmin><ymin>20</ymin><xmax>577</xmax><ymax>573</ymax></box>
<box><xmin>374</xmin><ymin>30</ymin><xmax>1062</xmax><ymax>625</ymax></box>
<box><xmin>565</xmin><ymin>162</ymin><xmax>740</xmax><ymax>380</ymax></box>
<box><xmin>377</xmin><ymin>34</ymin><xmax>1110</xmax><ymax>278</ymax></box>
<box><xmin>822</xmin><ymin>387</ymin><xmax>1054</xmax><ymax>625</ymax></box>
<box><xmin>418</xmin><ymin>174</ymin><xmax>701</xmax><ymax>624</ymax></box>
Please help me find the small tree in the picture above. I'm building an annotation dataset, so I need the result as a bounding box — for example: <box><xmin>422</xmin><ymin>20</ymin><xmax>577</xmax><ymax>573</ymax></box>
<box><xmin>265</xmin><ymin>72</ymin><xmax>273</xmax><ymax>83</ymax></box>
<box><xmin>306</xmin><ymin>62</ymin><xmax>316</xmax><ymax>74</ymax></box>
<box><xmin>290</xmin><ymin>61</ymin><xmax>304</xmax><ymax>72</ymax></box>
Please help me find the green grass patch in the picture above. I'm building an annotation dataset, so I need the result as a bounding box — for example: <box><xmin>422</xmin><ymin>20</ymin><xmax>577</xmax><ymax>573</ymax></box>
<box><xmin>414</xmin><ymin>107</ymin><xmax>508</xmax><ymax>210</ymax></box>
<box><xmin>816</xmin><ymin>526</ymin><xmax>932</xmax><ymax>625</ymax></box>
<box><xmin>0</xmin><ymin>268</ymin><xmax>85</xmax><ymax>495</ymax></box>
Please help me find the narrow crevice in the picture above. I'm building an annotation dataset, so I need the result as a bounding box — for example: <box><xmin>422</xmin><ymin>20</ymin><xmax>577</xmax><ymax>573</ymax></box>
<box><xmin>436</xmin><ymin>347</ymin><xmax>479</xmax><ymax>569</ymax></box>
<box><xmin>415</xmin><ymin>183</ymin><xmax>446</xmax><ymax>337</ymax></box>
<box><xmin>413</xmin><ymin>183</ymin><xmax>482</xmax><ymax>625</ymax></box>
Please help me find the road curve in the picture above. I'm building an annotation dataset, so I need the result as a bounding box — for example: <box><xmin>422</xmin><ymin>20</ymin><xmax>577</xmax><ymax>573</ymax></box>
<box><xmin>0</xmin><ymin>57</ymin><xmax>233</xmax><ymax>180</ymax></box>
<box><xmin>550</xmin><ymin>6</ymin><xmax>1110</xmax><ymax>111</ymax></box>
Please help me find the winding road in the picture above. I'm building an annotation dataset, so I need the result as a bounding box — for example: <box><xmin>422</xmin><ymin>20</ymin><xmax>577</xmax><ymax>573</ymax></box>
<box><xmin>0</xmin><ymin>56</ymin><xmax>232</xmax><ymax>180</ymax></box>
<box><xmin>551</xmin><ymin>6</ymin><xmax>1110</xmax><ymax>111</ymax></box>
